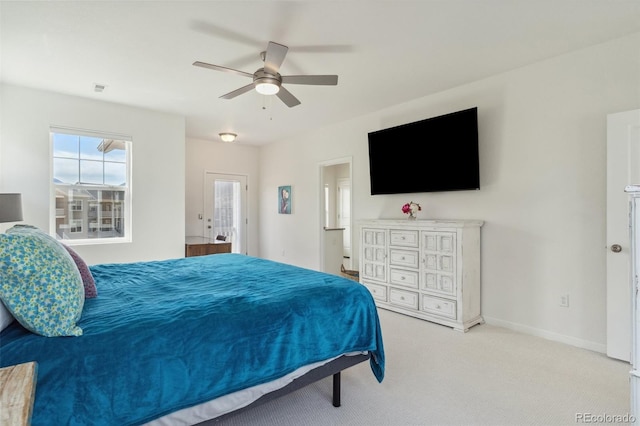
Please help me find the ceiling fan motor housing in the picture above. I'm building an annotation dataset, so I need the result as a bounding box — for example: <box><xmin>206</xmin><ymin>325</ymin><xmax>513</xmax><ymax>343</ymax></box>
<box><xmin>253</xmin><ymin>68</ymin><xmax>282</xmax><ymax>88</ymax></box>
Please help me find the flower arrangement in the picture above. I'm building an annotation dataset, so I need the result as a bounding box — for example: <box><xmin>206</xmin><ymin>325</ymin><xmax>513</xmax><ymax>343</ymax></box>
<box><xmin>402</xmin><ymin>201</ymin><xmax>421</xmax><ymax>219</ymax></box>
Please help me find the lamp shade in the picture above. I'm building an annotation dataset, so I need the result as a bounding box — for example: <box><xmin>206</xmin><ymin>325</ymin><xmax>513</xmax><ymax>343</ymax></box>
<box><xmin>0</xmin><ymin>193</ymin><xmax>23</xmax><ymax>223</ymax></box>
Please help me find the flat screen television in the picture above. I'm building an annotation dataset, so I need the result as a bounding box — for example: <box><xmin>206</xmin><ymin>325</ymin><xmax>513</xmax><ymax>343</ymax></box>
<box><xmin>367</xmin><ymin>107</ymin><xmax>479</xmax><ymax>195</ymax></box>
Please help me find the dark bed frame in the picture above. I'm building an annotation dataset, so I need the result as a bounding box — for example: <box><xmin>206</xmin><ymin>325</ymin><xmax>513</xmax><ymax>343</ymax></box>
<box><xmin>199</xmin><ymin>353</ymin><xmax>371</xmax><ymax>424</ymax></box>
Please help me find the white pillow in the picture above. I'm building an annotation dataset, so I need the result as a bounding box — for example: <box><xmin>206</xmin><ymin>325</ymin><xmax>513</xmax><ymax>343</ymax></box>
<box><xmin>0</xmin><ymin>300</ymin><xmax>15</xmax><ymax>332</ymax></box>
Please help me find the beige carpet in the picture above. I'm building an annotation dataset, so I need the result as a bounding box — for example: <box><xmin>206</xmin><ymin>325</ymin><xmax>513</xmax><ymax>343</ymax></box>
<box><xmin>216</xmin><ymin>309</ymin><xmax>631</xmax><ymax>426</ymax></box>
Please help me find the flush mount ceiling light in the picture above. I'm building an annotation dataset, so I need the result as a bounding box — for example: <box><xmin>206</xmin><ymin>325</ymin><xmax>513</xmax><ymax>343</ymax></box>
<box><xmin>219</xmin><ymin>132</ymin><xmax>237</xmax><ymax>143</ymax></box>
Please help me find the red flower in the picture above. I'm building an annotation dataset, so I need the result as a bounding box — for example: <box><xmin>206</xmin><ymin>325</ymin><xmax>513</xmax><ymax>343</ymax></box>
<box><xmin>402</xmin><ymin>201</ymin><xmax>421</xmax><ymax>215</ymax></box>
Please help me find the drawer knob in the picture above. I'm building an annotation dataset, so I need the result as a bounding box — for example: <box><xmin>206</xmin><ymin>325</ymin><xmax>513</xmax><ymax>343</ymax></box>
<box><xmin>401</xmin><ymin>276</ymin><xmax>405</xmax><ymax>280</ymax></box>
<box><xmin>436</xmin><ymin>304</ymin><xmax>441</xmax><ymax>309</ymax></box>
<box><xmin>400</xmin><ymin>296</ymin><xmax>405</xmax><ymax>300</ymax></box>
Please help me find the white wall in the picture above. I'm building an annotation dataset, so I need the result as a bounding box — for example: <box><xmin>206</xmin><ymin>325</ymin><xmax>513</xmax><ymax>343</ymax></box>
<box><xmin>185</xmin><ymin>137</ymin><xmax>260</xmax><ymax>256</ymax></box>
<box><xmin>259</xmin><ymin>33</ymin><xmax>640</xmax><ymax>351</ymax></box>
<box><xmin>0</xmin><ymin>84</ymin><xmax>185</xmax><ymax>264</ymax></box>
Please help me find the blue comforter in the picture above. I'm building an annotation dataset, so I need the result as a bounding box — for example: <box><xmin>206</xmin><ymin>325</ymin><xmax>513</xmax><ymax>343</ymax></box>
<box><xmin>0</xmin><ymin>254</ymin><xmax>384</xmax><ymax>425</ymax></box>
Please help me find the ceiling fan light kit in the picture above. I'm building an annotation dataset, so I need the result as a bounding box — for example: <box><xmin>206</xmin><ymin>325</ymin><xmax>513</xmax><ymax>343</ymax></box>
<box><xmin>219</xmin><ymin>132</ymin><xmax>237</xmax><ymax>143</ymax></box>
<box><xmin>255</xmin><ymin>83</ymin><xmax>279</xmax><ymax>95</ymax></box>
<box><xmin>254</xmin><ymin>70</ymin><xmax>281</xmax><ymax>95</ymax></box>
<box><xmin>194</xmin><ymin>40</ymin><xmax>338</xmax><ymax>107</ymax></box>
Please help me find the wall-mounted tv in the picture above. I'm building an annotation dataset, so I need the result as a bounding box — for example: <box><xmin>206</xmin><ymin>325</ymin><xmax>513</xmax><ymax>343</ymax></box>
<box><xmin>367</xmin><ymin>107</ymin><xmax>479</xmax><ymax>195</ymax></box>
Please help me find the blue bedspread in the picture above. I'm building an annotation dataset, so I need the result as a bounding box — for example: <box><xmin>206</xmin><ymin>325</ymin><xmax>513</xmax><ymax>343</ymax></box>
<box><xmin>0</xmin><ymin>254</ymin><xmax>384</xmax><ymax>425</ymax></box>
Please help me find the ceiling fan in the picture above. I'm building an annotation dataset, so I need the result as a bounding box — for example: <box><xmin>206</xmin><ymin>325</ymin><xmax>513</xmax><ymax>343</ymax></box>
<box><xmin>193</xmin><ymin>41</ymin><xmax>338</xmax><ymax>107</ymax></box>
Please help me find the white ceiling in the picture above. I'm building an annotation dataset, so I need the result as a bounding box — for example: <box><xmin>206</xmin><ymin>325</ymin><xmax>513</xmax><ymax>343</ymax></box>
<box><xmin>2</xmin><ymin>1</ymin><xmax>639</xmax><ymax>146</ymax></box>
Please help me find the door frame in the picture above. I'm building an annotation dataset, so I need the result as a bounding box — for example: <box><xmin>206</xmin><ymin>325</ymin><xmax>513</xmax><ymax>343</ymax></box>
<box><xmin>318</xmin><ymin>156</ymin><xmax>352</xmax><ymax>272</ymax></box>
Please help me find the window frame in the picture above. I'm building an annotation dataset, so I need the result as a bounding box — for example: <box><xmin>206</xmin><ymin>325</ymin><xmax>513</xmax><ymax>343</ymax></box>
<box><xmin>49</xmin><ymin>127</ymin><xmax>132</xmax><ymax>245</ymax></box>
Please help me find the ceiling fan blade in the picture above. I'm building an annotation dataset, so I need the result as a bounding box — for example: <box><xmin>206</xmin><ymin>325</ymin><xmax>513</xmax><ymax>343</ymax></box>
<box><xmin>193</xmin><ymin>61</ymin><xmax>254</xmax><ymax>79</ymax></box>
<box><xmin>276</xmin><ymin>86</ymin><xmax>301</xmax><ymax>108</ymax></box>
<box><xmin>281</xmin><ymin>75</ymin><xmax>338</xmax><ymax>86</ymax></box>
<box><xmin>263</xmin><ymin>41</ymin><xmax>289</xmax><ymax>75</ymax></box>
<box><xmin>220</xmin><ymin>83</ymin><xmax>255</xmax><ymax>100</ymax></box>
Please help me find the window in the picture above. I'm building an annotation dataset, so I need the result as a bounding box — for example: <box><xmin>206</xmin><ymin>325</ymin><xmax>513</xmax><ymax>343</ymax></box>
<box><xmin>51</xmin><ymin>129</ymin><xmax>131</xmax><ymax>243</ymax></box>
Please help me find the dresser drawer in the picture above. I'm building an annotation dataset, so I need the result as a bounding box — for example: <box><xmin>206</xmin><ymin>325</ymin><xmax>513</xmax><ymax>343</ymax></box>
<box><xmin>389</xmin><ymin>249</ymin><xmax>419</xmax><ymax>268</ymax></box>
<box><xmin>363</xmin><ymin>281</ymin><xmax>387</xmax><ymax>302</ymax></box>
<box><xmin>390</xmin><ymin>230</ymin><xmax>419</xmax><ymax>247</ymax></box>
<box><xmin>390</xmin><ymin>268</ymin><xmax>419</xmax><ymax>289</ymax></box>
<box><xmin>422</xmin><ymin>295</ymin><xmax>457</xmax><ymax>319</ymax></box>
<box><xmin>389</xmin><ymin>288</ymin><xmax>419</xmax><ymax>310</ymax></box>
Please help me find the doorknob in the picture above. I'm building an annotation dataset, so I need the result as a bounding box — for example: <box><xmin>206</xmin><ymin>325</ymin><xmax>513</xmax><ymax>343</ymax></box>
<box><xmin>611</xmin><ymin>244</ymin><xmax>622</xmax><ymax>253</ymax></box>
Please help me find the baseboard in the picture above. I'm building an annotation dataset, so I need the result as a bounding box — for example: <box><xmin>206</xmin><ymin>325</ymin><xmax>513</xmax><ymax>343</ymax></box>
<box><xmin>483</xmin><ymin>315</ymin><xmax>607</xmax><ymax>354</ymax></box>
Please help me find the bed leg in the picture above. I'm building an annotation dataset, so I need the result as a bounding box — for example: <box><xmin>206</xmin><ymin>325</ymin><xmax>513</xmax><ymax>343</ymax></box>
<box><xmin>332</xmin><ymin>372</ymin><xmax>341</xmax><ymax>407</ymax></box>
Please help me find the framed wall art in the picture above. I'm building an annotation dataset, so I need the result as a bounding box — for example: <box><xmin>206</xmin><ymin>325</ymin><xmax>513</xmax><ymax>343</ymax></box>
<box><xmin>278</xmin><ymin>185</ymin><xmax>291</xmax><ymax>214</ymax></box>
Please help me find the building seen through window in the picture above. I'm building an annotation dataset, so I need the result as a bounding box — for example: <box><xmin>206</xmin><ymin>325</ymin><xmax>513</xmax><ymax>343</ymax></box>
<box><xmin>52</xmin><ymin>131</ymin><xmax>131</xmax><ymax>242</ymax></box>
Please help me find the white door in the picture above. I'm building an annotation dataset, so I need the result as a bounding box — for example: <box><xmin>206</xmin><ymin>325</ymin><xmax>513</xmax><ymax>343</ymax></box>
<box><xmin>204</xmin><ymin>173</ymin><xmax>248</xmax><ymax>254</ymax></box>
<box><xmin>337</xmin><ymin>178</ymin><xmax>351</xmax><ymax>262</ymax></box>
<box><xmin>607</xmin><ymin>109</ymin><xmax>640</xmax><ymax>361</ymax></box>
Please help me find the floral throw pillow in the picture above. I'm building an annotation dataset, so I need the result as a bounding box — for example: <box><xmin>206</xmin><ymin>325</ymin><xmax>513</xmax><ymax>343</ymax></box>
<box><xmin>0</xmin><ymin>226</ymin><xmax>84</xmax><ymax>337</ymax></box>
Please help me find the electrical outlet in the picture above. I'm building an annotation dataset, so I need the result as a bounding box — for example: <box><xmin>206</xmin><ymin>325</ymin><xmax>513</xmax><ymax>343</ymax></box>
<box><xmin>559</xmin><ymin>294</ymin><xmax>570</xmax><ymax>307</ymax></box>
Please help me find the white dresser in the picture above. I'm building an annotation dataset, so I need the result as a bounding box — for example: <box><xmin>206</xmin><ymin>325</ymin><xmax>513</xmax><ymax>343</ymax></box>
<box><xmin>359</xmin><ymin>219</ymin><xmax>483</xmax><ymax>332</ymax></box>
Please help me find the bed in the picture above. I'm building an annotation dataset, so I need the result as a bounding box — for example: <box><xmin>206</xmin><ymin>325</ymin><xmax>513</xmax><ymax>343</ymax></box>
<box><xmin>0</xmin><ymin>246</ymin><xmax>385</xmax><ymax>425</ymax></box>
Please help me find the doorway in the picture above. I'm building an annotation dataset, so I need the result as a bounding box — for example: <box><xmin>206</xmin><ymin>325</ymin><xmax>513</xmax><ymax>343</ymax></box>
<box><xmin>319</xmin><ymin>157</ymin><xmax>353</xmax><ymax>271</ymax></box>
<box><xmin>204</xmin><ymin>172</ymin><xmax>248</xmax><ymax>254</ymax></box>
